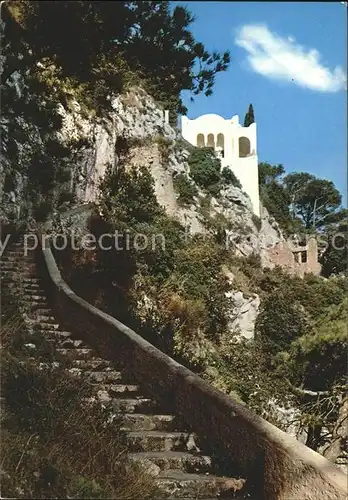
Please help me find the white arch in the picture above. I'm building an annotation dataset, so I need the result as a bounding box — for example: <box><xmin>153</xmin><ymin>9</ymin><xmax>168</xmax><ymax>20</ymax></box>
<box><xmin>196</xmin><ymin>133</ymin><xmax>205</xmax><ymax>147</ymax></box>
<box><xmin>180</xmin><ymin>113</ymin><xmax>260</xmax><ymax>215</ymax></box>
<box><xmin>217</xmin><ymin>133</ymin><xmax>224</xmax><ymax>158</ymax></box>
<box><xmin>207</xmin><ymin>133</ymin><xmax>215</xmax><ymax>148</ymax></box>
<box><xmin>217</xmin><ymin>133</ymin><xmax>224</xmax><ymax>149</ymax></box>
<box><xmin>239</xmin><ymin>137</ymin><xmax>251</xmax><ymax>157</ymax></box>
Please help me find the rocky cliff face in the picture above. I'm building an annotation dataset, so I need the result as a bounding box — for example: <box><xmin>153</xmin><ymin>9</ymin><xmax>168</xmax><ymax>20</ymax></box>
<box><xmin>1</xmin><ymin>85</ymin><xmax>285</xmax><ymax>337</ymax></box>
<box><xmin>57</xmin><ymin>87</ymin><xmax>284</xmax><ymax>257</ymax></box>
<box><xmin>56</xmin><ymin>87</ymin><xmax>287</xmax><ymax>339</ymax></box>
<box><xmin>55</xmin><ymin>87</ymin><xmax>178</xmax><ymax>203</ymax></box>
<box><xmin>227</xmin><ymin>290</ymin><xmax>260</xmax><ymax>340</ymax></box>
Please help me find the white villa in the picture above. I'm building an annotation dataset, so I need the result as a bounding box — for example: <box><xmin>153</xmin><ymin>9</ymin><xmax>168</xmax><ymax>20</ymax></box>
<box><xmin>181</xmin><ymin>113</ymin><xmax>260</xmax><ymax>216</ymax></box>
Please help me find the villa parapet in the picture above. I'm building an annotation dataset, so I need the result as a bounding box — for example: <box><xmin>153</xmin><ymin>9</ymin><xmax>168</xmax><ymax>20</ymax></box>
<box><xmin>181</xmin><ymin>113</ymin><xmax>260</xmax><ymax>216</ymax></box>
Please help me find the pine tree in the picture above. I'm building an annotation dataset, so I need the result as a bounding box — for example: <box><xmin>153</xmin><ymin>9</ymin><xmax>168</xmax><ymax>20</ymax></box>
<box><xmin>244</xmin><ymin>104</ymin><xmax>255</xmax><ymax>127</ymax></box>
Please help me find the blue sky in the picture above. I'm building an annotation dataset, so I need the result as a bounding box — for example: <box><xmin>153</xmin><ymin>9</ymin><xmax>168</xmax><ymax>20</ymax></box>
<box><xmin>176</xmin><ymin>2</ymin><xmax>347</xmax><ymax>205</ymax></box>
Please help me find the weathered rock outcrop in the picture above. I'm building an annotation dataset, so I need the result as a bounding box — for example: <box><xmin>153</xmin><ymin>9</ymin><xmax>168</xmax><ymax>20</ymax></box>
<box><xmin>1</xmin><ymin>81</ymin><xmax>286</xmax><ymax>341</ymax></box>
<box><xmin>55</xmin><ymin>86</ymin><xmax>284</xmax><ymax>263</ymax></box>
<box><xmin>227</xmin><ymin>290</ymin><xmax>260</xmax><ymax>340</ymax></box>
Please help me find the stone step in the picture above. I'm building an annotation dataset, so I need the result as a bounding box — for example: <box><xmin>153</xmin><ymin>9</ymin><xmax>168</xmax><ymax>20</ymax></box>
<box><xmin>0</xmin><ymin>264</ymin><xmax>19</xmax><ymax>271</ymax></box>
<box><xmin>105</xmin><ymin>383</ymin><xmax>140</xmax><ymax>394</ymax></box>
<box><xmin>23</xmin><ymin>304</ymin><xmax>50</xmax><ymax>313</ymax></box>
<box><xmin>2</xmin><ymin>249</ymin><xmax>24</xmax><ymax>255</ymax></box>
<box><xmin>122</xmin><ymin>413</ymin><xmax>177</xmax><ymax>432</ymax></box>
<box><xmin>21</xmin><ymin>288</ymin><xmax>43</xmax><ymax>296</ymax></box>
<box><xmin>0</xmin><ymin>269</ymin><xmax>16</xmax><ymax>275</ymax></box>
<box><xmin>129</xmin><ymin>451</ymin><xmax>212</xmax><ymax>474</ymax></box>
<box><xmin>126</xmin><ymin>431</ymin><xmax>191</xmax><ymax>453</ymax></box>
<box><xmin>0</xmin><ymin>275</ymin><xmax>14</xmax><ymax>281</ymax></box>
<box><xmin>26</xmin><ymin>308</ymin><xmax>53</xmax><ymax>317</ymax></box>
<box><xmin>22</xmin><ymin>280</ymin><xmax>42</xmax><ymax>286</ymax></box>
<box><xmin>0</xmin><ymin>258</ymin><xmax>20</xmax><ymax>264</ymax></box>
<box><xmin>60</xmin><ymin>339</ymin><xmax>87</xmax><ymax>348</ymax></box>
<box><xmin>22</xmin><ymin>278</ymin><xmax>41</xmax><ymax>284</ymax></box>
<box><xmin>31</xmin><ymin>321</ymin><xmax>60</xmax><ymax>330</ymax></box>
<box><xmin>0</xmin><ymin>255</ymin><xmax>18</xmax><ymax>260</ymax></box>
<box><xmin>8</xmin><ymin>248</ymin><xmax>26</xmax><ymax>254</ymax></box>
<box><xmin>40</xmin><ymin>331</ymin><xmax>72</xmax><ymax>342</ymax></box>
<box><xmin>22</xmin><ymin>294</ymin><xmax>46</xmax><ymax>301</ymax></box>
<box><xmin>0</xmin><ymin>257</ymin><xmax>22</xmax><ymax>263</ymax></box>
<box><xmin>22</xmin><ymin>285</ymin><xmax>45</xmax><ymax>293</ymax></box>
<box><xmin>21</xmin><ymin>299</ymin><xmax>48</xmax><ymax>308</ymax></box>
<box><xmin>157</xmin><ymin>470</ymin><xmax>246</xmax><ymax>499</ymax></box>
<box><xmin>0</xmin><ymin>262</ymin><xmax>22</xmax><ymax>268</ymax></box>
<box><xmin>83</xmin><ymin>370</ymin><xmax>125</xmax><ymax>384</ymax></box>
<box><xmin>50</xmin><ymin>331</ymin><xmax>74</xmax><ymax>340</ymax></box>
<box><xmin>95</xmin><ymin>384</ymin><xmax>140</xmax><ymax>403</ymax></box>
<box><xmin>46</xmin><ymin>338</ymin><xmax>88</xmax><ymax>349</ymax></box>
<box><xmin>26</xmin><ymin>302</ymin><xmax>51</xmax><ymax>312</ymax></box>
<box><xmin>0</xmin><ymin>255</ymin><xmax>21</xmax><ymax>261</ymax></box>
<box><xmin>56</xmin><ymin>348</ymin><xmax>95</xmax><ymax>359</ymax></box>
<box><xmin>72</xmin><ymin>358</ymin><xmax>114</xmax><ymax>371</ymax></box>
<box><xmin>15</xmin><ymin>273</ymin><xmax>38</xmax><ymax>280</ymax></box>
<box><xmin>0</xmin><ymin>280</ymin><xmax>16</xmax><ymax>287</ymax></box>
<box><xmin>28</xmin><ymin>314</ymin><xmax>56</xmax><ymax>323</ymax></box>
<box><xmin>10</xmin><ymin>241</ymin><xmax>25</xmax><ymax>247</ymax></box>
<box><xmin>111</xmin><ymin>397</ymin><xmax>158</xmax><ymax>414</ymax></box>
<box><xmin>44</xmin><ymin>336</ymin><xmax>87</xmax><ymax>351</ymax></box>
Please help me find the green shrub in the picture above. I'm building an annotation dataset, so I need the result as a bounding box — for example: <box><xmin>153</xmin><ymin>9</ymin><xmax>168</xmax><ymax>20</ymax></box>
<box><xmin>221</xmin><ymin>167</ymin><xmax>242</xmax><ymax>189</ymax></box>
<box><xmin>98</xmin><ymin>165</ymin><xmax>163</xmax><ymax>227</ymax></box>
<box><xmin>173</xmin><ymin>173</ymin><xmax>198</xmax><ymax>206</ymax></box>
<box><xmin>255</xmin><ymin>290</ymin><xmax>309</xmax><ymax>358</ymax></box>
<box><xmin>188</xmin><ymin>148</ymin><xmax>222</xmax><ymax>196</ymax></box>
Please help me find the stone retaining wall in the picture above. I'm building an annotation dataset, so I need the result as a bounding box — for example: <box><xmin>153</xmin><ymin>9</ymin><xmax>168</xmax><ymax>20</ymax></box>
<box><xmin>37</xmin><ymin>232</ymin><xmax>347</xmax><ymax>500</ymax></box>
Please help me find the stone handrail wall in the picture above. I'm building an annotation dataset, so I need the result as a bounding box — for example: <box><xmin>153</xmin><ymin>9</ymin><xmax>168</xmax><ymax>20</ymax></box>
<box><xmin>38</xmin><ymin>232</ymin><xmax>347</xmax><ymax>500</ymax></box>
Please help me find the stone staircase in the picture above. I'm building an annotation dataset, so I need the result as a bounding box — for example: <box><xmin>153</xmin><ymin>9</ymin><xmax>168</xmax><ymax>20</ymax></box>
<box><xmin>0</xmin><ymin>236</ymin><xmax>253</xmax><ymax>499</ymax></box>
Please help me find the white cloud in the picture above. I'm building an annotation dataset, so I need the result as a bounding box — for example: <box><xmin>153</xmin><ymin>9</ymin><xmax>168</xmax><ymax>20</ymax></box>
<box><xmin>235</xmin><ymin>24</ymin><xmax>347</xmax><ymax>92</ymax></box>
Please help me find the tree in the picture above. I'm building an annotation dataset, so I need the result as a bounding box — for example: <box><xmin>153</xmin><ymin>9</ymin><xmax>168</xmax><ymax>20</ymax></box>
<box><xmin>280</xmin><ymin>298</ymin><xmax>348</xmax><ymax>454</ymax></box>
<box><xmin>258</xmin><ymin>166</ymin><xmax>345</xmax><ymax>236</ymax></box>
<box><xmin>258</xmin><ymin>163</ymin><xmax>299</xmax><ymax>234</ymax></box>
<box><xmin>320</xmin><ymin>217</ymin><xmax>348</xmax><ymax>276</ymax></box>
<box><xmin>173</xmin><ymin>173</ymin><xmax>198</xmax><ymax>206</ymax></box>
<box><xmin>221</xmin><ymin>167</ymin><xmax>242</xmax><ymax>189</ymax></box>
<box><xmin>258</xmin><ymin>162</ymin><xmax>285</xmax><ymax>186</ymax></box>
<box><xmin>188</xmin><ymin>148</ymin><xmax>222</xmax><ymax>194</ymax></box>
<box><xmin>283</xmin><ymin>173</ymin><xmax>342</xmax><ymax>230</ymax></box>
<box><xmin>322</xmin><ymin>394</ymin><xmax>348</xmax><ymax>463</ymax></box>
<box><xmin>255</xmin><ymin>290</ymin><xmax>309</xmax><ymax>358</ymax></box>
<box><xmin>98</xmin><ymin>164</ymin><xmax>163</xmax><ymax>228</ymax></box>
<box><xmin>5</xmin><ymin>1</ymin><xmax>230</xmax><ymax>115</ymax></box>
<box><xmin>243</xmin><ymin>103</ymin><xmax>255</xmax><ymax>127</ymax></box>
<box><xmin>123</xmin><ymin>2</ymin><xmax>230</xmax><ymax>113</ymax></box>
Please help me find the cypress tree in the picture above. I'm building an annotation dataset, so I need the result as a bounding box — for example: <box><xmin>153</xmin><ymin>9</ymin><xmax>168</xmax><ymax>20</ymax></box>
<box><xmin>244</xmin><ymin>104</ymin><xmax>255</xmax><ymax>127</ymax></box>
